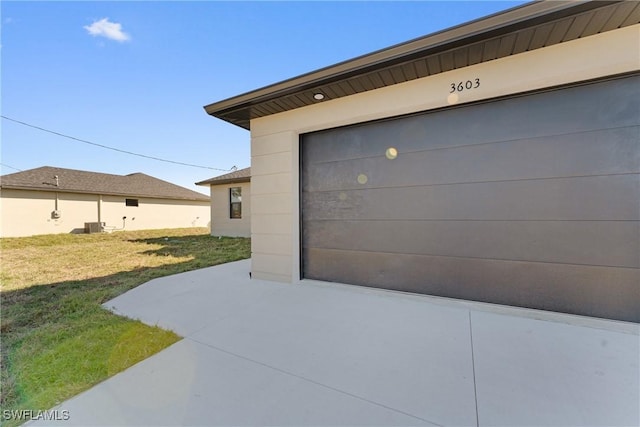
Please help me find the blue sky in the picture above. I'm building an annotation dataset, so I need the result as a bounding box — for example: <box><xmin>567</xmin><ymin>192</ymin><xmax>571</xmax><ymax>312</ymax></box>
<box><xmin>1</xmin><ymin>1</ymin><xmax>526</xmax><ymax>194</ymax></box>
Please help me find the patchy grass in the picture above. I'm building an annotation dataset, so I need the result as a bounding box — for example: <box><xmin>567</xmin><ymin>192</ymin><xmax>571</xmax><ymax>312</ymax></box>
<box><xmin>1</xmin><ymin>228</ymin><xmax>250</xmax><ymax>425</ymax></box>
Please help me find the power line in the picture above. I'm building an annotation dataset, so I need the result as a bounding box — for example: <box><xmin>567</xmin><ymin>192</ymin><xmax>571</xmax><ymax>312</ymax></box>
<box><xmin>1</xmin><ymin>115</ymin><xmax>233</xmax><ymax>172</ymax></box>
<box><xmin>0</xmin><ymin>163</ymin><xmax>23</xmax><ymax>172</ymax></box>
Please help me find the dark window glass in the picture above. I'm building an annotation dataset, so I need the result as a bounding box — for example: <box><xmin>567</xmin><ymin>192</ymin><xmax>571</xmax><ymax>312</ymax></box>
<box><xmin>230</xmin><ymin>187</ymin><xmax>241</xmax><ymax>219</ymax></box>
<box><xmin>125</xmin><ymin>198</ymin><xmax>139</xmax><ymax>207</ymax></box>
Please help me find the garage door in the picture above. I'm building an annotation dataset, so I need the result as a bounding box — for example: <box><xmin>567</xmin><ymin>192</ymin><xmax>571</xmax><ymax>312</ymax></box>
<box><xmin>301</xmin><ymin>74</ymin><xmax>639</xmax><ymax>323</ymax></box>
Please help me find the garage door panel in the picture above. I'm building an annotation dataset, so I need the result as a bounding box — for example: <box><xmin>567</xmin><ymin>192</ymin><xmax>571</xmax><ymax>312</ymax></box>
<box><xmin>302</xmin><ymin>76</ymin><xmax>639</xmax><ymax>165</ymax></box>
<box><xmin>304</xmin><ymin>220</ymin><xmax>639</xmax><ymax>268</ymax></box>
<box><xmin>303</xmin><ymin>175</ymin><xmax>640</xmax><ymax>222</ymax></box>
<box><xmin>302</xmin><ymin>126</ymin><xmax>639</xmax><ymax>193</ymax></box>
<box><xmin>301</xmin><ymin>75</ymin><xmax>640</xmax><ymax>321</ymax></box>
<box><xmin>303</xmin><ymin>248</ymin><xmax>640</xmax><ymax>323</ymax></box>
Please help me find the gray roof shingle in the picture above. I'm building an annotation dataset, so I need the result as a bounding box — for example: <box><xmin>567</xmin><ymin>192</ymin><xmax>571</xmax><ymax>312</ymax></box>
<box><xmin>196</xmin><ymin>167</ymin><xmax>250</xmax><ymax>186</ymax></box>
<box><xmin>0</xmin><ymin>166</ymin><xmax>209</xmax><ymax>201</ymax></box>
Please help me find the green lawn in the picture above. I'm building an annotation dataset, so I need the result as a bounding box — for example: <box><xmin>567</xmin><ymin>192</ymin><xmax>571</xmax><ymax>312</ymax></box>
<box><xmin>0</xmin><ymin>228</ymin><xmax>250</xmax><ymax>426</ymax></box>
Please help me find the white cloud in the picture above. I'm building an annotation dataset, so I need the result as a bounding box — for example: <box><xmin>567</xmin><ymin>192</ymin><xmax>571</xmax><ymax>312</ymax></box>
<box><xmin>84</xmin><ymin>18</ymin><xmax>130</xmax><ymax>42</ymax></box>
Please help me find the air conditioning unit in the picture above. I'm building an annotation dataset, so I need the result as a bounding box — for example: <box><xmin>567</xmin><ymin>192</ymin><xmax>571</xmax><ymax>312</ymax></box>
<box><xmin>84</xmin><ymin>222</ymin><xmax>105</xmax><ymax>234</ymax></box>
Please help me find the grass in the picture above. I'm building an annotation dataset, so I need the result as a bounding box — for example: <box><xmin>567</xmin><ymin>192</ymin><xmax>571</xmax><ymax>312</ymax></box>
<box><xmin>0</xmin><ymin>228</ymin><xmax>250</xmax><ymax>425</ymax></box>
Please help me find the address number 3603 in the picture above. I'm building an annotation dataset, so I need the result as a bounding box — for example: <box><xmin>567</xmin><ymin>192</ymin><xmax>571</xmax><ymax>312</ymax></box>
<box><xmin>450</xmin><ymin>78</ymin><xmax>480</xmax><ymax>93</ymax></box>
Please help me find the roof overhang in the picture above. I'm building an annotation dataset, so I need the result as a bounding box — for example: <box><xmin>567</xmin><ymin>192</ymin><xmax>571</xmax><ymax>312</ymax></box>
<box><xmin>195</xmin><ymin>167</ymin><xmax>251</xmax><ymax>186</ymax></box>
<box><xmin>195</xmin><ymin>176</ymin><xmax>250</xmax><ymax>186</ymax></box>
<box><xmin>204</xmin><ymin>1</ymin><xmax>639</xmax><ymax>130</ymax></box>
<box><xmin>0</xmin><ymin>185</ymin><xmax>210</xmax><ymax>202</ymax></box>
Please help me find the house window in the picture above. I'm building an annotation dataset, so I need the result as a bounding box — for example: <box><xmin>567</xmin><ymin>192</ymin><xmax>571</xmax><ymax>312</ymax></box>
<box><xmin>230</xmin><ymin>187</ymin><xmax>242</xmax><ymax>219</ymax></box>
<box><xmin>125</xmin><ymin>198</ymin><xmax>139</xmax><ymax>207</ymax></box>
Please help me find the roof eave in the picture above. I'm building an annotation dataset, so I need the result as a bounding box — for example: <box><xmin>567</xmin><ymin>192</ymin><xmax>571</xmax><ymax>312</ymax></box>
<box><xmin>196</xmin><ymin>177</ymin><xmax>251</xmax><ymax>186</ymax></box>
<box><xmin>0</xmin><ymin>185</ymin><xmax>210</xmax><ymax>202</ymax></box>
<box><xmin>203</xmin><ymin>0</ymin><xmax>602</xmax><ymax>130</ymax></box>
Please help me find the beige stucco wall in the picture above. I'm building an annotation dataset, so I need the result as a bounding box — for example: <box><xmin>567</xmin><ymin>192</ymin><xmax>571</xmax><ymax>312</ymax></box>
<box><xmin>0</xmin><ymin>188</ymin><xmax>210</xmax><ymax>237</ymax></box>
<box><xmin>100</xmin><ymin>196</ymin><xmax>210</xmax><ymax>232</ymax></box>
<box><xmin>209</xmin><ymin>182</ymin><xmax>251</xmax><ymax>237</ymax></box>
<box><xmin>0</xmin><ymin>189</ymin><xmax>99</xmax><ymax>237</ymax></box>
<box><xmin>249</xmin><ymin>25</ymin><xmax>640</xmax><ymax>283</ymax></box>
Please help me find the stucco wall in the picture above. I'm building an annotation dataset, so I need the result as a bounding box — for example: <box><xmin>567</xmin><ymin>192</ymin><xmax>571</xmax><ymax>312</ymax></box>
<box><xmin>248</xmin><ymin>25</ymin><xmax>640</xmax><ymax>283</ymax></box>
<box><xmin>0</xmin><ymin>188</ymin><xmax>210</xmax><ymax>237</ymax></box>
<box><xmin>0</xmin><ymin>189</ymin><xmax>98</xmax><ymax>237</ymax></box>
<box><xmin>100</xmin><ymin>196</ymin><xmax>210</xmax><ymax>232</ymax></box>
<box><xmin>209</xmin><ymin>182</ymin><xmax>251</xmax><ymax>237</ymax></box>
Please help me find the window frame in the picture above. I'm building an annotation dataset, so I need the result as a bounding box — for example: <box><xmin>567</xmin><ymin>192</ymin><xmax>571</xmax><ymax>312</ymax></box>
<box><xmin>125</xmin><ymin>198</ymin><xmax>139</xmax><ymax>207</ymax></box>
<box><xmin>229</xmin><ymin>187</ymin><xmax>242</xmax><ymax>219</ymax></box>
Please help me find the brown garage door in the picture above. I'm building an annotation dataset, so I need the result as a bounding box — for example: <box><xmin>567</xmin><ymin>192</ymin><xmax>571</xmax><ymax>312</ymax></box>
<box><xmin>301</xmin><ymin>74</ymin><xmax>640</xmax><ymax>323</ymax></box>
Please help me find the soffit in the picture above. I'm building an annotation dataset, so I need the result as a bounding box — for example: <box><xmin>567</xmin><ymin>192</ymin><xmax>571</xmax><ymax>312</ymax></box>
<box><xmin>204</xmin><ymin>1</ymin><xmax>640</xmax><ymax>130</ymax></box>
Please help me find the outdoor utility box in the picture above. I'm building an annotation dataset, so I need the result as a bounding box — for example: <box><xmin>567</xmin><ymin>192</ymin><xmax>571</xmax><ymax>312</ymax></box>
<box><xmin>51</xmin><ymin>210</ymin><xmax>62</xmax><ymax>219</ymax></box>
<box><xmin>84</xmin><ymin>222</ymin><xmax>105</xmax><ymax>234</ymax></box>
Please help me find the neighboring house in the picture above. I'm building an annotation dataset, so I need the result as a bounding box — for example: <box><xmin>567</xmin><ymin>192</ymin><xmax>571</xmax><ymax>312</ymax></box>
<box><xmin>196</xmin><ymin>167</ymin><xmax>251</xmax><ymax>238</ymax></box>
<box><xmin>0</xmin><ymin>166</ymin><xmax>210</xmax><ymax>237</ymax></box>
<box><xmin>203</xmin><ymin>2</ymin><xmax>639</xmax><ymax>322</ymax></box>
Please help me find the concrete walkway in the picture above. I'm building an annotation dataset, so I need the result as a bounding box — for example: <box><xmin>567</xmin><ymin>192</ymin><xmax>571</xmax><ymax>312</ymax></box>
<box><xmin>31</xmin><ymin>259</ymin><xmax>638</xmax><ymax>426</ymax></box>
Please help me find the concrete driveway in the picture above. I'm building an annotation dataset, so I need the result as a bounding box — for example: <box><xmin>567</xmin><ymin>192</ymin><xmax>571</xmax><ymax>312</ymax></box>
<box><xmin>31</xmin><ymin>259</ymin><xmax>638</xmax><ymax>426</ymax></box>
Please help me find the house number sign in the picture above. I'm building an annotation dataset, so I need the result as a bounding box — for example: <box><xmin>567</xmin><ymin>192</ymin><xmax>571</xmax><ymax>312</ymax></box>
<box><xmin>449</xmin><ymin>78</ymin><xmax>480</xmax><ymax>93</ymax></box>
